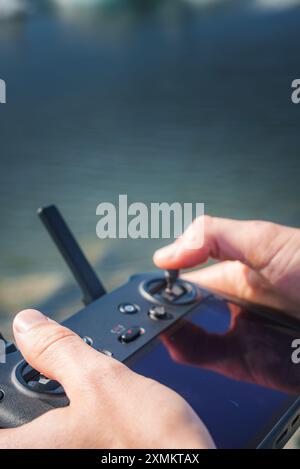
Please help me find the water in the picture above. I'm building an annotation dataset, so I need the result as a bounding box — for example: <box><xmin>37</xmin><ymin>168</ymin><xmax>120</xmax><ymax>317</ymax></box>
<box><xmin>0</xmin><ymin>0</ymin><xmax>300</xmax><ymax>333</ymax></box>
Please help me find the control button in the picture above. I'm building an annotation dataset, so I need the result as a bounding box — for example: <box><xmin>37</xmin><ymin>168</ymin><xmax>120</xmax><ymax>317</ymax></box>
<box><xmin>82</xmin><ymin>336</ymin><xmax>93</xmax><ymax>346</ymax></box>
<box><xmin>99</xmin><ymin>349</ymin><xmax>114</xmax><ymax>357</ymax></box>
<box><xmin>119</xmin><ymin>326</ymin><xmax>145</xmax><ymax>344</ymax></box>
<box><xmin>165</xmin><ymin>269</ymin><xmax>179</xmax><ymax>291</ymax></box>
<box><xmin>119</xmin><ymin>303</ymin><xmax>139</xmax><ymax>314</ymax></box>
<box><xmin>148</xmin><ymin>306</ymin><xmax>173</xmax><ymax>321</ymax></box>
<box><xmin>0</xmin><ymin>390</ymin><xmax>4</xmax><ymax>402</ymax></box>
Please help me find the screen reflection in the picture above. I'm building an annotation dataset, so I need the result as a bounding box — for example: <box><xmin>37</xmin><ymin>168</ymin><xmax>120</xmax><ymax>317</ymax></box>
<box><xmin>132</xmin><ymin>297</ymin><xmax>300</xmax><ymax>447</ymax></box>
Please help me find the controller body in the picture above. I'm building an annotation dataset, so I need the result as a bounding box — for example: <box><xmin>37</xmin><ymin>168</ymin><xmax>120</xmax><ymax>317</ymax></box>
<box><xmin>0</xmin><ymin>272</ymin><xmax>213</xmax><ymax>428</ymax></box>
<box><xmin>2</xmin><ymin>206</ymin><xmax>298</xmax><ymax>448</ymax></box>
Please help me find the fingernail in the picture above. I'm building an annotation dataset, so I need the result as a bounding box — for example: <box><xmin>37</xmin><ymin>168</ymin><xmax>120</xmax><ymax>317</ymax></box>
<box><xmin>14</xmin><ymin>309</ymin><xmax>50</xmax><ymax>333</ymax></box>
<box><xmin>154</xmin><ymin>243</ymin><xmax>178</xmax><ymax>260</ymax></box>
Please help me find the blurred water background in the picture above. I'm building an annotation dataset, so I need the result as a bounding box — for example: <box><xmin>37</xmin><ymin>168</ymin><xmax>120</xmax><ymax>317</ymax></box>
<box><xmin>0</xmin><ymin>0</ymin><xmax>300</xmax><ymax>448</ymax></box>
<box><xmin>0</xmin><ymin>2</ymin><xmax>299</xmax><ymax>316</ymax></box>
<box><xmin>0</xmin><ymin>0</ymin><xmax>300</xmax><ymax>329</ymax></box>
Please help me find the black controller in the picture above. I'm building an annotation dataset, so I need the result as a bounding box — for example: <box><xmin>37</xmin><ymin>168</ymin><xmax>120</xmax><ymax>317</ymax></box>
<box><xmin>0</xmin><ymin>205</ymin><xmax>210</xmax><ymax>428</ymax></box>
<box><xmin>1</xmin><ymin>206</ymin><xmax>299</xmax><ymax>444</ymax></box>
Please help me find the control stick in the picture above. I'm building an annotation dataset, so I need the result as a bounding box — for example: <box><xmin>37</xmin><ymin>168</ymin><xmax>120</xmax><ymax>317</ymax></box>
<box><xmin>165</xmin><ymin>269</ymin><xmax>179</xmax><ymax>293</ymax></box>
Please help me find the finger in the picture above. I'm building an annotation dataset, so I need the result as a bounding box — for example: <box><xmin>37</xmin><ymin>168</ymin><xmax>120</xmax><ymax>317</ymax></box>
<box><xmin>153</xmin><ymin>215</ymin><xmax>291</xmax><ymax>271</ymax></box>
<box><xmin>184</xmin><ymin>261</ymin><xmax>258</xmax><ymax>302</ymax></box>
<box><xmin>13</xmin><ymin>309</ymin><xmax>116</xmax><ymax>398</ymax></box>
<box><xmin>183</xmin><ymin>261</ymin><xmax>298</xmax><ymax>313</ymax></box>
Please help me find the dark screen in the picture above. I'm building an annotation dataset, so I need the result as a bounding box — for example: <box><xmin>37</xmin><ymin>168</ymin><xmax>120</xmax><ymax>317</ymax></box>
<box><xmin>131</xmin><ymin>296</ymin><xmax>300</xmax><ymax>448</ymax></box>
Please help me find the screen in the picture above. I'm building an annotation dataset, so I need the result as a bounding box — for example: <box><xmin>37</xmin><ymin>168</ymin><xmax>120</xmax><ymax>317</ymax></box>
<box><xmin>131</xmin><ymin>295</ymin><xmax>300</xmax><ymax>448</ymax></box>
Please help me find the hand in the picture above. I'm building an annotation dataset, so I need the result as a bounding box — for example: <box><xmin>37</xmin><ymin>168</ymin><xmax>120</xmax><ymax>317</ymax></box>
<box><xmin>0</xmin><ymin>309</ymin><xmax>215</xmax><ymax>449</ymax></box>
<box><xmin>154</xmin><ymin>216</ymin><xmax>300</xmax><ymax>319</ymax></box>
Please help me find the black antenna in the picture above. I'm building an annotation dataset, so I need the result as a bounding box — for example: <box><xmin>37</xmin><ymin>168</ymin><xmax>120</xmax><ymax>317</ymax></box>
<box><xmin>38</xmin><ymin>205</ymin><xmax>106</xmax><ymax>305</ymax></box>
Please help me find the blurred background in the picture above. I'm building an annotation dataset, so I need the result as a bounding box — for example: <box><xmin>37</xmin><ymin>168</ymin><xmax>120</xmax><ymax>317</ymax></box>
<box><xmin>0</xmin><ymin>0</ymin><xmax>300</xmax><ymax>446</ymax></box>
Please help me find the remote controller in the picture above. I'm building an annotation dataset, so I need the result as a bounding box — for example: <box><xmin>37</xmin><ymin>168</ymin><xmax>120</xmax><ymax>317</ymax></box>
<box><xmin>0</xmin><ymin>206</ymin><xmax>297</xmax><ymax>434</ymax></box>
<box><xmin>0</xmin><ymin>205</ymin><xmax>212</xmax><ymax>428</ymax></box>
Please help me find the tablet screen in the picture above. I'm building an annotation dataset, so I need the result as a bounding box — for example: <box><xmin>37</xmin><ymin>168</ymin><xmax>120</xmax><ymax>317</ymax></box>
<box><xmin>131</xmin><ymin>296</ymin><xmax>300</xmax><ymax>448</ymax></box>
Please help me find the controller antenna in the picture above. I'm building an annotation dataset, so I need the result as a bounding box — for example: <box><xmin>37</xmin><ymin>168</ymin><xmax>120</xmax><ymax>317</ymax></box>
<box><xmin>38</xmin><ymin>205</ymin><xmax>106</xmax><ymax>305</ymax></box>
<box><xmin>165</xmin><ymin>269</ymin><xmax>179</xmax><ymax>293</ymax></box>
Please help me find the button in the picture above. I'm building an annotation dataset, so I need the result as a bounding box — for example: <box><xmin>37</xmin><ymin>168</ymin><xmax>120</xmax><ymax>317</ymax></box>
<box><xmin>119</xmin><ymin>326</ymin><xmax>144</xmax><ymax>343</ymax></box>
<box><xmin>0</xmin><ymin>390</ymin><xmax>4</xmax><ymax>402</ymax></box>
<box><xmin>148</xmin><ymin>306</ymin><xmax>172</xmax><ymax>321</ymax></box>
<box><xmin>99</xmin><ymin>349</ymin><xmax>114</xmax><ymax>357</ymax></box>
<box><xmin>119</xmin><ymin>303</ymin><xmax>139</xmax><ymax>314</ymax></box>
<box><xmin>82</xmin><ymin>336</ymin><xmax>93</xmax><ymax>346</ymax></box>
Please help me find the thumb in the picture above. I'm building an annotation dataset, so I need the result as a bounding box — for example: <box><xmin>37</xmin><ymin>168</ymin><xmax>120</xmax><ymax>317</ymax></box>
<box><xmin>183</xmin><ymin>262</ymin><xmax>300</xmax><ymax>316</ymax></box>
<box><xmin>13</xmin><ymin>309</ymin><xmax>110</xmax><ymax>398</ymax></box>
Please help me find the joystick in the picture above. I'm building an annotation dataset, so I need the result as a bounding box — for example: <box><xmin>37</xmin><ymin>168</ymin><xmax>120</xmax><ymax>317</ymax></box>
<box><xmin>164</xmin><ymin>269</ymin><xmax>179</xmax><ymax>293</ymax></box>
<box><xmin>139</xmin><ymin>268</ymin><xmax>199</xmax><ymax>305</ymax></box>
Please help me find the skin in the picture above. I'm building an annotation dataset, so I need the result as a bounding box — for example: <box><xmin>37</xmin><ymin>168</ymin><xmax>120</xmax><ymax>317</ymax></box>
<box><xmin>1</xmin><ymin>215</ymin><xmax>299</xmax><ymax>448</ymax></box>
<box><xmin>154</xmin><ymin>216</ymin><xmax>300</xmax><ymax>397</ymax></box>
<box><xmin>154</xmin><ymin>216</ymin><xmax>300</xmax><ymax>319</ymax></box>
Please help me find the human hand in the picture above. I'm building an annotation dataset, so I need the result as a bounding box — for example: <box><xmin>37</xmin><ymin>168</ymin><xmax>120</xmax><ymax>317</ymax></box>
<box><xmin>154</xmin><ymin>216</ymin><xmax>300</xmax><ymax>319</ymax></box>
<box><xmin>0</xmin><ymin>309</ymin><xmax>215</xmax><ymax>449</ymax></box>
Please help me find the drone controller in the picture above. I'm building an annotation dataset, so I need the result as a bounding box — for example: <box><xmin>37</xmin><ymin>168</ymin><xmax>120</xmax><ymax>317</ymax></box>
<box><xmin>0</xmin><ymin>205</ymin><xmax>213</xmax><ymax>428</ymax></box>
